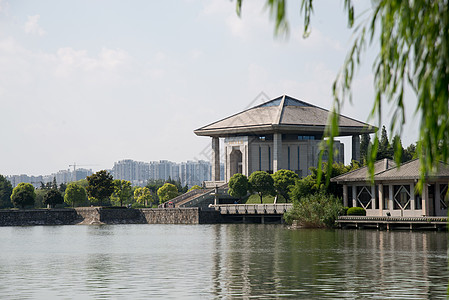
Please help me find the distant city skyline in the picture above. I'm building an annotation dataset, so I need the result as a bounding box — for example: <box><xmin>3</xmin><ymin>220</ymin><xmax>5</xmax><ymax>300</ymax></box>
<box><xmin>7</xmin><ymin>158</ymin><xmax>223</xmax><ymax>188</ymax></box>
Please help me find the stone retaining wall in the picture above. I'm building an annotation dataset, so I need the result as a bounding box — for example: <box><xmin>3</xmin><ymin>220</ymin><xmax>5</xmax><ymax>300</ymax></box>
<box><xmin>0</xmin><ymin>207</ymin><xmax>221</xmax><ymax>226</ymax></box>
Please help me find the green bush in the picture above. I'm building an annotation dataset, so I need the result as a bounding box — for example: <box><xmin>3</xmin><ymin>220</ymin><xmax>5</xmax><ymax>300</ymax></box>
<box><xmin>284</xmin><ymin>192</ymin><xmax>343</xmax><ymax>228</ymax></box>
<box><xmin>347</xmin><ymin>207</ymin><xmax>366</xmax><ymax>216</ymax></box>
<box><xmin>340</xmin><ymin>206</ymin><xmax>349</xmax><ymax>216</ymax></box>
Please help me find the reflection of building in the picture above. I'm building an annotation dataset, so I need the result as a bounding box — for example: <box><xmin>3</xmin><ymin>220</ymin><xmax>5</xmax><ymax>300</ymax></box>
<box><xmin>195</xmin><ymin>95</ymin><xmax>375</xmax><ymax>182</ymax></box>
<box><xmin>332</xmin><ymin>158</ymin><xmax>449</xmax><ymax>217</ymax></box>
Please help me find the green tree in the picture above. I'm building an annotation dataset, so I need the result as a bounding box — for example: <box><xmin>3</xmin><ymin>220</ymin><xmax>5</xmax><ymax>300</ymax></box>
<box><xmin>272</xmin><ymin>170</ymin><xmax>299</xmax><ymax>202</ymax></box>
<box><xmin>236</xmin><ymin>0</ymin><xmax>449</xmax><ymax>181</ymax></box>
<box><xmin>248</xmin><ymin>171</ymin><xmax>275</xmax><ymax>204</ymax></box>
<box><xmin>228</xmin><ymin>173</ymin><xmax>249</xmax><ymax>201</ymax></box>
<box><xmin>43</xmin><ymin>189</ymin><xmax>64</xmax><ymax>208</ymax></box>
<box><xmin>403</xmin><ymin>143</ymin><xmax>417</xmax><ymax>162</ymax></box>
<box><xmin>157</xmin><ymin>183</ymin><xmax>178</xmax><ymax>203</ymax></box>
<box><xmin>0</xmin><ymin>175</ymin><xmax>13</xmax><ymax>208</ymax></box>
<box><xmin>59</xmin><ymin>183</ymin><xmax>67</xmax><ymax>194</ymax></box>
<box><xmin>359</xmin><ymin>133</ymin><xmax>371</xmax><ymax>164</ymax></box>
<box><xmin>187</xmin><ymin>185</ymin><xmax>202</xmax><ymax>192</ymax></box>
<box><xmin>111</xmin><ymin>179</ymin><xmax>133</xmax><ymax>206</ymax></box>
<box><xmin>86</xmin><ymin>170</ymin><xmax>114</xmax><ymax>205</ymax></box>
<box><xmin>10</xmin><ymin>183</ymin><xmax>36</xmax><ymax>209</ymax></box>
<box><xmin>64</xmin><ymin>183</ymin><xmax>87</xmax><ymax>207</ymax></box>
<box><xmin>134</xmin><ymin>187</ymin><xmax>153</xmax><ymax>207</ymax></box>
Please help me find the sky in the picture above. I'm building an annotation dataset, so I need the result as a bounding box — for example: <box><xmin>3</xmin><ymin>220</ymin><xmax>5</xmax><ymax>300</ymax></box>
<box><xmin>0</xmin><ymin>0</ymin><xmax>419</xmax><ymax>176</ymax></box>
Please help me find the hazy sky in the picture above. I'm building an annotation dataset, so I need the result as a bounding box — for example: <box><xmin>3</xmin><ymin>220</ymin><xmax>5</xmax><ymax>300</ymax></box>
<box><xmin>0</xmin><ymin>0</ymin><xmax>419</xmax><ymax>176</ymax></box>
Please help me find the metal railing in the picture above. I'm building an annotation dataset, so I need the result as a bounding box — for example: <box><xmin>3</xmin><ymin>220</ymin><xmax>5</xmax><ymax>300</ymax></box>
<box><xmin>211</xmin><ymin>204</ymin><xmax>293</xmax><ymax>215</ymax></box>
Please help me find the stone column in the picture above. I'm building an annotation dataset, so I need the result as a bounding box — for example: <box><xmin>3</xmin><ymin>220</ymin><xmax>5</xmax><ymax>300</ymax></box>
<box><xmin>410</xmin><ymin>183</ymin><xmax>415</xmax><ymax>211</ymax></box>
<box><xmin>422</xmin><ymin>183</ymin><xmax>428</xmax><ymax>216</ymax></box>
<box><xmin>343</xmin><ymin>184</ymin><xmax>348</xmax><ymax>207</ymax></box>
<box><xmin>378</xmin><ymin>184</ymin><xmax>384</xmax><ymax>215</ymax></box>
<box><xmin>371</xmin><ymin>185</ymin><xmax>376</xmax><ymax>210</ymax></box>
<box><xmin>212</xmin><ymin>137</ymin><xmax>220</xmax><ymax>181</ymax></box>
<box><xmin>273</xmin><ymin>133</ymin><xmax>282</xmax><ymax>172</ymax></box>
<box><xmin>352</xmin><ymin>185</ymin><xmax>357</xmax><ymax>207</ymax></box>
<box><xmin>352</xmin><ymin>135</ymin><xmax>361</xmax><ymax>162</ymax></box>
<box><xmin>388</xmin><ymin>185</ymin><xmax>394</xmax><ymax>213</ymax></box>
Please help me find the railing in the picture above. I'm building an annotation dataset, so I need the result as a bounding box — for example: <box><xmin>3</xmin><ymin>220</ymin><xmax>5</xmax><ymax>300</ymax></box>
<box><xmin>211</xmin><ymin>204</ymin><xmax>293</xmax><ymax>215</ymax></box>
<box><xmin>159</xmin><ymin>189</ymin><xmax>209</xmax><ymax>208</ymax></box>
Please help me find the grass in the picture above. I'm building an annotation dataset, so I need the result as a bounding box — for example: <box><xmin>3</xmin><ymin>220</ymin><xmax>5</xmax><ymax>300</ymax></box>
<box><xmin>244</xmin><ymin>194</ymin><xmax>287</xmax><ymax>204</ymax></box>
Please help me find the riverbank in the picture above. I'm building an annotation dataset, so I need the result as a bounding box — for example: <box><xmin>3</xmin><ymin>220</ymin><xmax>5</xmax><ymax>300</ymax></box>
<box><xmin>0</xmin><ymin>207</ymin><xmax>221</xmax><ymax>226</ymax></box>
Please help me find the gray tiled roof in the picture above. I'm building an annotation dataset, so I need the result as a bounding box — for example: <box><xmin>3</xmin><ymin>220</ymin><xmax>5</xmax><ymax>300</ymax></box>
<box><xmin>331</xmin><ymin>158</ymin><xmax>449</xmax><ymax>183</ymax></box>
<box><xmin>374</xmin><ymin>159</ymin><xmax>449</xmax><ymax>181</ymax></box>
<box><xmin>194</xmin><ymin>95</ymin><xmax>376</xmax><ymax>137</ymax></box>
<box><xmin>331</xmin><ymin>159</ymin><xmax>396</xmax><ymax>183</ymax></box>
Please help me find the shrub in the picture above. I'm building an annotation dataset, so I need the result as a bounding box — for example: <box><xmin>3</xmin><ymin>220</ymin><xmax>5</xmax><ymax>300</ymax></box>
<box><xmin>347</xmin><ymin>207</ymin><xmax>366</xmax><ymax>216</ymax></box>
<box><xmin>284</xmin><ymin>192</ymin><xmax>343</xmax><ymax>228</ymax></box>
<box><xmin>340</xmin><ymin>206</ymin><xmax>349</xmax><ymax>216</ymax></box>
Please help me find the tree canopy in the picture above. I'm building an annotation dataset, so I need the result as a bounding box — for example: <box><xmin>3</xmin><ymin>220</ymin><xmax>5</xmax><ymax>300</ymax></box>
<box><xmin>111</xmin><ymin>179</ymin><xmax>133</xmax><ymax>207</ymax></box>
<box><xmin>228</xmin><ymin>173</ymin><xmax>249</xmax><ymax>201</ymax></box>
<box><xmin>64</xmin><ymin>183</ymin><xmax>87</xmax><ymax>207</ymax></box>
<box><xmin>157</xmin><ymin>183</ymin><xmax>179</xmax><ymax>203</ymax></box>
<box><xmin>0</xmin><ymin>175</ymin><xmax>13</xmax><ymax>208</ymax></box>
<box><xmin>86</xmin><ymin>170</ymin><xmax>114</xmax><ymax>205</ymax></box>
<box><xmin>11</xmin><ymin>183</ymin><xmax>36</xmax><ymax>209</ymax></box>
<box><xmin>43</xmin><ymin>189</ymin><xmax>64</xmax><ymax>208</ymax></box>
<box><xmin>134</xmin><ymin>187</ymin><xmax>153</xmax><ymax>207</ymax></box>
<box><xmin>236</xmin><ymin>0</ymin><xmax>449</xmax><ymax>183</ymax></box>
<box><xmin>248</xmin><ymin>171</ymin><xmax>275</xmax><ymax>204</ymax></box>
<box><xmin>272</xmin><ymin>170</ymin><xmax>299</xmax><ymax>202</ymax></box>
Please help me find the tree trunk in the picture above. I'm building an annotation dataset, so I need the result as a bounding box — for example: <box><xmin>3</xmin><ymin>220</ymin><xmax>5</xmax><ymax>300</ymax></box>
<box><xmin>259</xmin><ymin>193</ymin><xmax>263</xmax><ymax>204</ymax></box>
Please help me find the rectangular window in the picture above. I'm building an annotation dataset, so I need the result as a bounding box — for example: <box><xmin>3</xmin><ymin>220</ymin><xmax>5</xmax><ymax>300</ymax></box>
<box><xmin>258</xmin><ymin>147</ymin><xmax>261</xmax><ymax>171</ymax></box>
<box><xmin>375</xmin><ymin>185</ymin><xmax>379</xmax><ymax>209</ymax></box>
<box><xmin>288</xmin><ymin>146</ymin><xmax>291</xmax><ymax>169</ymax></box>
<box><xmin>415</xmin><ymin>192</ymin><xmax>422</xmax><ymax>210</ymax></box>
<box><xmin>347</xmin><ymin>186</ymin><xmax>353</xmax><ymax>208</ymax></box>
<box><xmin>357</xmin><ymin>186</ymin><xmax>372</xmax><ymax>209</ymax></box>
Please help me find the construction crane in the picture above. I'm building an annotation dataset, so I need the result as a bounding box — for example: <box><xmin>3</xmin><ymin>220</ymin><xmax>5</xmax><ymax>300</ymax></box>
<box><xmin>69</xmin><ymin>163</ymin><xmax>97</xmax><ymax>182</ymax></box>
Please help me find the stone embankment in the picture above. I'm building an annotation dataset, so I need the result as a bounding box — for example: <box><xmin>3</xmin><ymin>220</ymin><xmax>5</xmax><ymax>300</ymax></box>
<box><xmin>0</xmin><ymin>207</ymin><xmax>221</xmax><ymax>226</ymax></box>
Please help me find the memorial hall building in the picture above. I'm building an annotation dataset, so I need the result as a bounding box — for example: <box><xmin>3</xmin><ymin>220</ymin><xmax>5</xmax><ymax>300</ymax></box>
<box><xmin>194</xmin><ymin>95</ymin><xmax>375</xmax><ymax>183</ymax></box>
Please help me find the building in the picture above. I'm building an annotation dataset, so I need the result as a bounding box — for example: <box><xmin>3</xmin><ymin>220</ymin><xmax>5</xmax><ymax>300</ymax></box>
<box><xmin>331</xmin><ymin>159</ymin><xmax>449</xmax><ymax>217</ymax></box>
<box><xmin>112</xmin><ymin>159</ymin><xmax>149</xmax><ymax>186</ymax></box>
<box><xmin>194</xmin><ymin>95</ymin><xmax>375</xmax><ymax>182</ymax></box>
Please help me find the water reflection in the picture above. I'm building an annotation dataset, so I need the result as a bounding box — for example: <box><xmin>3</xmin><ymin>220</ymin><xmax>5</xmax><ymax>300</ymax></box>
<box><xmin>210</xmin><ymin>226</ymin><xmax>448</xmax><ymax>299</ymax></box>
<box><xmin>0</xmin><ymin>224</ymin><xmax>447</xmax><ymax>299</ymax></box>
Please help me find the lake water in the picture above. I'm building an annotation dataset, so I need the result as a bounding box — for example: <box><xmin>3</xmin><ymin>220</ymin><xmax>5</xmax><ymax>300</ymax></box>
<box><xmin>0</xmin><ymin>224</ymin><xmax>447</xmax><ymax>299</ymax></box>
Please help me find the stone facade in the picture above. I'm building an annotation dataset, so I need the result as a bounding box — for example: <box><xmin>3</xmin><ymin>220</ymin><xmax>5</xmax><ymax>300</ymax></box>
<box><xmin>0</xmin><ymin>207</ymin><xmax>221</xmax><ymax>226</ymax></box>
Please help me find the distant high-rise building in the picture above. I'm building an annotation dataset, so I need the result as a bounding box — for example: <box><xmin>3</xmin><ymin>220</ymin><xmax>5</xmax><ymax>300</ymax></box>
<box><xmin>112</xmin><ymin>159</ymin><xmax>149</xmax><ymax>186</ymax></box>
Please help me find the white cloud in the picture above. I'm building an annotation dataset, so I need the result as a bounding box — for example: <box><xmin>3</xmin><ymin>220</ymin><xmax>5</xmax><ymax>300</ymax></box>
<box><xmin>24</xmin><ymin>15</ymin><xmax>46</xmax><ymax>36</ymax></box>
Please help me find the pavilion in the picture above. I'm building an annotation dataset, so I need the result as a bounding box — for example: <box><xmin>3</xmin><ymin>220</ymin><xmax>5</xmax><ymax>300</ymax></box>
<box><xmin>194</xmin><ymin>95</ymin><xmax>376</xmax><ymax>183</ymax></box>
<box><xmin>331</xmin><ymin>158</ymin><xmax>449</xmax><ymax>217</ymax></box>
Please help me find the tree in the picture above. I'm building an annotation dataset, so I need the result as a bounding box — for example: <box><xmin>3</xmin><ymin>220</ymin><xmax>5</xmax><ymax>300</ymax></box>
<box><xmin>10</xmin><ymin>183</ymin><xmax>36</xmax><ymax>209</ymax></box>
<box><xmin>248</xmin><ymin>171</ymin><xmax>275</xmax><ymax>204</ymax></box>
<box><xmin>228</xmin><ymin>173</ymin><xmax>249</xmax><ymax>201</ymax></box>
<box><xmin>0</xmin><ymin>175</ymin><xmax>13</xmax><ymax>208</ymax></box>
<box><xmin>43</xmin><ymin>189</ymin><xmax>64</xmax><ymax>208</ymax></box>
<box><xmin>187</xmin><ymin>185</ymin><xmax>202</xmax><ymax>192</ymax></box>
<box><xmin>236</xmin><ymin>0</ymin><xmax>449</xmax><ymax>182</ymax></box>
<box><xmin>359</xmin><ymin>133</ymin><xmax>371</xmax><ymax>164</ymax></box>
<box><xmin>157</xmin><ymin>183</ymin><xmax>178</xmax><ymax>203</ymax></box>
<box><xmin>64</xmin><ymin>183</ymin><xmax>87</xmax><ymax>207</ymax></box>
<box><xmin>134</xmin><ymin>187</ymin><xmax>153</xmax><ymax>207</ymax></box>
<box><xmin>86</xmin><ymin>170</ymin><xmax>114</xmax><ymax>205</ymax></box>
<box><xmin>111</xmin><ymin>179</ymin><xmax>133</xmax><ymax>206</ymax></box>
<box><xmin>272</xmin><ymin>170</ymin><xmax>299</xmax><ymax>202</ymax></box>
